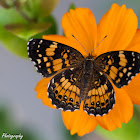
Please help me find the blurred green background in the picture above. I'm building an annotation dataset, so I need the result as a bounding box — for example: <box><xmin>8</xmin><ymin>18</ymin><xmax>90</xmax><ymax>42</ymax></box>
<box><xmin>0</xmin><ymin>0</ymin><xmax>140</xmax><ymax>140</ymax></box>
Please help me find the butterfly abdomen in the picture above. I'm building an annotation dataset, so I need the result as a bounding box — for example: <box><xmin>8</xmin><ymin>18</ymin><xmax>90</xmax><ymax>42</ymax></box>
<box><xmin>80</xmin><ymin>59</ymin><xmax>95</xmax><ymax>100</ymax></box>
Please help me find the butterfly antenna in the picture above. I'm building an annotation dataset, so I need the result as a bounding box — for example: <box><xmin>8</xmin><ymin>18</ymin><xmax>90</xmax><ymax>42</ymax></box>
<box><xmin>91</xmin><ymin>35</ymin><xmax>107</xmax><ymax>55</ymax></box>
<box><xmin>72</xmin><ymin>35</ymin><xmax>89</xmax><ymax>55</ymax></box>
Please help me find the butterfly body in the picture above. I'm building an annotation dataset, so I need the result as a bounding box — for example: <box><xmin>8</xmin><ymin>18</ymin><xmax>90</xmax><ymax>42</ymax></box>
<box><xmin>80</xmin><ymin>57</ymin><xmax>94</xmax><ymax>99</ymax></box>
<box><xmin>79</xmin><ymin>56</ymin><xmax>101</xmax><ymax>100</ymax></box>
<box><xmin>28</xmin><ymin>39</ymin><xmax>140</xmax><ymax>116</ymax></box>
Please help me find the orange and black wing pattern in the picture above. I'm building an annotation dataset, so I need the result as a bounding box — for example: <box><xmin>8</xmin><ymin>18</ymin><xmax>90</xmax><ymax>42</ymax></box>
<box><xmin>95</xmin><ymin>51</ymin><xmax>140</xmax><ymax>88</ymax></box>
<box><xmin>48</xmin><ymin>66</ymin><xmax>83</xmax><ymax>111</ymax></box>
<box><xmin>83</xmin><ymin>70</ymin><xmax>115</xmax><ymax>116</ymax></box>
<box><xmin>27</xmin><ymin>39</ymin><xmax>84</xmax><ymax>77</ymax></box>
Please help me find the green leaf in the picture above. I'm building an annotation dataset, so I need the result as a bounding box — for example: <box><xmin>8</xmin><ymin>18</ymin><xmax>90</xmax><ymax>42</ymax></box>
<box><xmin>19</xmin><ymin>0</ymin><xmax>59</xmax><ymax>21</ymax></box>
<box><xmin>18</xmin><ymin>0</ymin><xmax>27</xmax><ymax>3</ymax></box>
<box><xmin>27</xmin><ymin>0</ymin><xmax>59</xmax><ymax>19</ymax></box>
<box><xmin>0</xmin><ymin>7</ymin><xmax>57</xmax><ymax>58</ymax></box>
<box><xmin>0</xmin><ymin>105</ymin><xmax>14</xmax><ymax>130</ymax></box>
<box><xmin>69</xmin><ymin>3</ymin><xmax>76</xmax><ymax>11</ymax></box>
<box><xmin>0</xmin><ymin>0</ymin><xmax>16</xmax><ymax>8</ymax></box>
<box><xmin>0</xmin><ymin>104</ymin><xmax>45</xmax><ymax>140</ymax></box>
<box><xmin>0</xmin><ymin>8</ymin><xmax>26</xmax><ymax>26</ymax></box>
<box><xmin>39</xmin><ymin>0</ymin><xmax>59</xmax><ymax>17</ymax></box>
<box><xmin>19</xmin><ymin>0</ymin><xmax>40</xmax><ymax>20</ymax></box>
<box><xmin>32</xmin><ymin>15</ymin><xmax>57</xmax><ymax>38</ymax></box>
<box><xmin>0</xmin><ymin>8</ymin><xmax>28</xmax><ymax>58</ymax></box>
<box><xmin>0</xmin><ymin>26</ymin><xmax>28</xmax><ymax>58</ymax></box>
<box><xmin>96</xmin><ymin>116</ymin><xmax>140</xmax><ymax>140</ymax></box>
<box><xmin>5</xmin><ymin>22</ymin><xmax>51</xmax><ymax>40</ymax></box>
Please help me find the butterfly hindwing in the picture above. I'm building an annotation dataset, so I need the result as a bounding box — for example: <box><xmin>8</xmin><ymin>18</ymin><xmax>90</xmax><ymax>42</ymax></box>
<box><xmin>95</xmin><ymin>51</ymin><xmax>140</xmax><ymax>88</ymax></box>
<box><xmin>48</xmin><ymin>66</ymin><xmax>84</xmax><ymax>111</ymax></box>
<box><xmin>27</xmin><ymin>39</ymin><xmax>84</xmax><ymax>77</ymax></box>
<box><xmin>83</xmin><ymin>70</ymin><xmax>115</xmax><ymax>116</ymax></box>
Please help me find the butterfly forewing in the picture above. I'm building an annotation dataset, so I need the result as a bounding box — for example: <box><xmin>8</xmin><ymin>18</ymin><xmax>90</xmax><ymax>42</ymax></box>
<box><xmin>48</xmin><ymin>66</ymin><xmax>84</xmax><ymax>111</ymax></box>
<box><xmin>83</xmin><ymin>70</ymin><xmax>115</xmax><ymax>116</ymax></box>
<box><xmin>95</xmin><ymin>51</ymin><xmax>140</xmax><ymax>88</ymax></box>
<box><xmin>27</xmin><ymin>39</ymin><xmax>84</xmax><ymax>77</ymax></box>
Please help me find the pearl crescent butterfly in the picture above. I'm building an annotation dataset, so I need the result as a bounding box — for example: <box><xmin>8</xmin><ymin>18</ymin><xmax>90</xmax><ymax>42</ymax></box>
<box><xmin>27</xmin><ymin>39</ymin><xmax>140</xmax><ymax>116</ymax></box>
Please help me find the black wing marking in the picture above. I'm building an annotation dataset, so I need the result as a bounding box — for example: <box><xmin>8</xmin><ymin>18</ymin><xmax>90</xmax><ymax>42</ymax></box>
<box><xmin>95</xmin><ymin>51</ymin><xmax>140</xmax><ymax>88</ymax></box>
<box><xmin>48</xmin><ymin>66</ymin><xmax>84</xmax><ymax>111</ymax></box>
<box><xmin>27</xmin><ymin>39</ymin><xmax>84</xmax><ymax>77</ymax></box>
<box><xmin>83</xmin><ymin>70</ymin><xmax>115</xmax><ymax>116</ymax></box>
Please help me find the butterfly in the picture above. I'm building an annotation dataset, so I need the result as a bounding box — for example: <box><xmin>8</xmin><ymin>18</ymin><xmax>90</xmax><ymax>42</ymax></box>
<box><xmin>27</xmin><ymin>38</ymin><xmax>140</xmax><ymax>116</ymax></box>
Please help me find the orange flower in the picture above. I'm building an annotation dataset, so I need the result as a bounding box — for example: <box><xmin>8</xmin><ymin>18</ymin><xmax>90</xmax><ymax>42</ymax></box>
<box><xmin>35</xmin><ymin>4</ymin><xmax>140</xmax><ymax>136</ymax></box>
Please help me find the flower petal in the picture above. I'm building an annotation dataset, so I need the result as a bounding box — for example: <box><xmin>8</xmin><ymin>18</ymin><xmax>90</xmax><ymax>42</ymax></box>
<box><xmin>35</xmin><ymin>78</ymin><xmax>56</xmax><ymax>109</ymax></box>
<box><xmin>123</xmin><ymin>74</ymin><xmax>140</xmax><ymax>105</ymax></box>
<box><xmin>62</xmin><ymin>8</ymin><xmax>97</xmax><ymax>54</ymax></box>
<box><xmin>62</xmin><ymin>102</ymin><xmax>97</xmax><ymax>136</ymax></box>
<box><xmin>95</xmin><ymin>3</ymin><xmax>138</xmax><ymax>56</ymax></box>
<box><xmin>96</xmin><ymin>86</ymin><xmax>133</xmax><ymax>131</ymax></box>
<box><xmin>122</xmin><ymin>30</ymin><xmax>140</xmax><ymax>105</ymax></box>
<box><xmin>125</xmin><ymin>29</ymin><xmax>140</xmax><ymax>53</ymax></box>
<box><xmin>43</xmin><ymin>34</ymin><xmax>87</xmax><ymax>56</ymax></box>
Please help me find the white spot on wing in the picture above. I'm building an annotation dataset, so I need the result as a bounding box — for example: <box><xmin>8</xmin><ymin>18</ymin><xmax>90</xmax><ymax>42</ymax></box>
<box><xmin>99</xmin><ymin>72</ymin><xmax>103</xmax><ymax>75</ymax></box>
<box><xmin>47</xmin><ymin>82</ymin><xmax>50</xmax><ymax>89</ymax></box>
<box><xmin>35</xmin><ymin>67</ymin><xmax>38</xmax><ymax>70</ymax></box>
<box><xmin>132</xmin><ymin>52</ymin><xmax>135</xmax><ymax>57</ymax></box>
<box><xmin>90</xmin><ymin>114</ymin><xmax>95</xmax><ymax>116</ymax></box>
<box><xmin>27</xmin><ymin>41</ymin><xmax>30</xmax><ymax>46</ymax></box>
<box><xmin>52</xmin><ymin>78</ymin><xmax>54</xmax><ymax>83</ymax></box>
<box><xmin>59</xmin><ymin>108</ymin><xmax>63</xmax><ymax>110</ymax></box>
<box><xmin>70</xmin><ymin>68</ymin><xmax>74</xmax><ymax>71</ymax></box>
<box><xmin>119</xmin><ymin>51</ymin><xmax>124</xmax><ymax>54</ymax></box>
<box><xmin>27</xmin><ymin>46</ymin><xmax>29</xmax><ymax>51</ymax></box>
<box><xmin>39</xmin><ymin>40</ymin><xmax>43</xmax><ymax>44</ymax></box>
<box><xmin>65</xmin><ymin>110</ymin><xmax>72</xmax><ymax>112</ymax></box>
